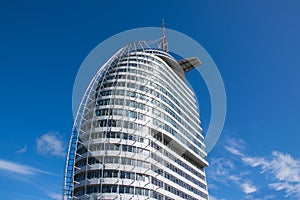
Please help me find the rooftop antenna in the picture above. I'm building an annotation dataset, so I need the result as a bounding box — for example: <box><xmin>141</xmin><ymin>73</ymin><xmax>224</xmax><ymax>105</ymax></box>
<box><xmin>160</xmin><ymin>19</ymin><xmax>168</xmax><ymax>52</ymax></box>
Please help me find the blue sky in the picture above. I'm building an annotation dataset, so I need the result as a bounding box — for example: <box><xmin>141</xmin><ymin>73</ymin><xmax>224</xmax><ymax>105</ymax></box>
<box><xmin>1</xmin><ymin>1</ymin><xmax>300</xmax><ymax>199</ymax></box>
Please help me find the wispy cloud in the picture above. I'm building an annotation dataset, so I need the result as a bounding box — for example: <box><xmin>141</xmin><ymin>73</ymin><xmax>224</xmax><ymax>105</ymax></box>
<box><xmin>243</xmin><ymin>151</ymin><xmax>300</xmax><ymax>182</ymax></box>
<box><xmin>0</xmin><ymin>158</ymin><xmax>60</xmax><ymax>200</ymax></box>
<box><xmin>0</xmin><ymin>159</ymin><xmax>53</xmax><ymax>176</ymax></box>
<box><xmin>208</xmin><ymin>194</ymin><xmax>227</xmax><ymax>200</ymax></box>
<box><xmin>209</xmin><ymin>195</ymin><xmax>217</xmax><ymax>200</ymax></box>
<box><xmin>240</xmin><ymin>181</ymin><xmax>257</xmax><ymax>194</ymax></box>
<box><xmin>260</xmin><ymin>195</ymin><xmax>276</xmax><ymax>200</ymax></box>
<box><xmin>269</xmin><ymin>182</ymin><xmax>300</xmax><ymax>198</ymax></box>
<box><xmin>225</xmin><ymin>138</ymin><xmax>300</xmax><ymax>198</ymax></box>
<box><xmin>208</xmin><ymin>137</ymin><xmax>259</xmax><ymax>196</ymax></box>
<box><xmin>224</xmin><ymin>137</ymin><xmax>245</xmax><ymax>156</ymax></box>
<box><xmin>227</xmin><ymin>137</ymin><xmax>246</xmax><ymax>149</ymax></box>
<box><xmin>48</xmin><ymin>192</ymin><xmax>61</xmax><ymax>200</ymax></box>
<box><xmin>224</xmin><ymin>145</ymin><xmax>244</xmax><ymax>156</ymax></box>
<box><xmin>243</xmin><ymin>152</ymin><xmax>300</xmax><ymax>198</ymax></box>
<box><xmin>208</xmin><ymin>158</ymin><xmax>236</xmax><ymax>185</ymax></box>
<box><xmin>14</xmin><ymin>192</ymin><xmax>49</xmax><ymax>200</ymax></box>
<box><xmin>18</xmin><ymin>178</ymin><xmax>62</xmax><ymax>200</ymax></box>
<box><xmin>16</xmin><ymin>145</ymin><xmax>27</xmax><ymax>154</ymax></box>
<box><xmin>36</xmin><ymin>132</ymin><xmax>65</xmax><ymax>157</ymax></box>
<box><xmin>208</xmin><ymin>157</ymin><xmax>258</xmax><ymax>195</ymax></box>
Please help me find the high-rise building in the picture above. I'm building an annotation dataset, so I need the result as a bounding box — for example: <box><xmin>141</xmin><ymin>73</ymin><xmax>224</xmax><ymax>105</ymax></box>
<box><xmin>63</xmin><ymin>27</ymin><xmax>209</xmax><ymax>200</ymax></box>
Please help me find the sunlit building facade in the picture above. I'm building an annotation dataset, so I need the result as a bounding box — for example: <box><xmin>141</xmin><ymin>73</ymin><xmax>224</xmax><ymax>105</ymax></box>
<box><xmin>63</xmin><ymin>35</ymin><xmax>209</xmax><ymax>200</ymax></box>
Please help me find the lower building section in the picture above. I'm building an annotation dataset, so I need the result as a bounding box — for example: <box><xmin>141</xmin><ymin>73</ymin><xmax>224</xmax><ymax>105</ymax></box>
<box><xmin>73</xmin><ymin>127</ymin><xmax>208</xmax><ymax>200</ymax></box>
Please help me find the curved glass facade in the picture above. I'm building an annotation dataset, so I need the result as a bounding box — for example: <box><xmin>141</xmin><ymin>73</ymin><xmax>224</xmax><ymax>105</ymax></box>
<box><xmin>63</xmin><ymin>42</ymin><xmax>209</xmax><ymax>200</ymax></box>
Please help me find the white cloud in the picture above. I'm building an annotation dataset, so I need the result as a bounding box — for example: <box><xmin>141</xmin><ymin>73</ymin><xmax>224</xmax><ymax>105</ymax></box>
<box><xmin>36</xmin><ymin>132</ymin><xmax>65</xmax><ymax>157</ymax></box>
<box><xmin>245</xmin><ymin>152</ymin><xmax>300</xmax><ymax>198</ymax></box>
<box><xmin>208</xmin><ymin>183</ymin><xmax>218</xmax><ymax>190</ymax></box>
<box><xmin>209</xmin><ymin>194</ymin><xmax>227</xmax><ymax>200</ymax></box>
<box><xmin>209</xmin><ymin>139</ymin><xmax>260</xmax><ymax>196</ymax></box>
<box><xmin>269</xmin><ymin>182</ymin><xmax>300</xmax><ymax>198</ymax></box>
<box><xmin>209</xmin><ymin>195</ymin><xmax>217</xmax><ymax>200</ymax></box>
<box><xmin>242</xmin><ymin>151</ymin><xmax>300</xmax><ymax>182</ymax></box>
<box><xmin>224</xmin><ymin>146</ymin><xmax>244</xmax><ymax>156</ymax></box>
<box><xmin>0</xmin><ymin>159</ymin><xmax>52</xmax><ymax>176</ymax></box>
<box><xmin>48</xmin><ymin>192</ymin><xmax>61</xmax><ymax>200</ymax></box>
<box><xmin>262</xmin><ymin>195</ymin><xmax>276</xmax><ymax>200</ymax></box>
<box><xmin>224</xmin><ymin>138</ymin><xmax>300</xmax><ymax>198</ymax></box>
<box><xmin>224</xmin><ymin>137</ymin><xmax>246</xmax><ymax>157</ymax></box>
<box><xmin>269</xmin><ymin>151</ymin><xmax>300</xmax><ymax>182</ymax></box>
<box><xmin>16</xmin><ymin>145</ymin><xmax>27</xmax><ymax>154</ymax></box>
<box><xmin>229</xmin><ymin>175</ymin><xmax>241</xmax><ymax>182</ymax></box>
<box><xmin>240</xmin><ymin>182</ymin><xmax>257</xmax><ymax>194</ymax></box>
<box><xmin>208</xmin><ymin>158</ymin><xmax>258</xmax><ymax>195</ymax></box>
<box><xmin>227</xmin><ymin>137</ymin><xmax>246</xmax><ymax>150</ymax></box>
<box><xmin>241</xmin><ymin>156</ymin><xmax>269</xmax><ymax>168</ymax></box>
<box><xmin>0</xmin><ymin>159</ymin><xmax>60</xmax><ymax>200</ymax></box>
<box><xmin>208</xmin><ymin>158</ymin><xmax>236</xmax><ymax>185</ymax></box>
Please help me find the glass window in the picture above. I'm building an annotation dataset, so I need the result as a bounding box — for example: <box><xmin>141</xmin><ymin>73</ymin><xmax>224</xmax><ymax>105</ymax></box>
<box><xmin>136</xmin><ymin>188</ymin><xmax>141</xmax><ymax>195</ymax></box>
<box><xmin>129</xmin><ymin>187</ymin><xmax>134</xmax><ymax>194</ymax></box>
<box><xmin>119</xmin><ymin>186</ymin><xmax>124</xmax><ymax>193</ymax></box>
<box><xmin>111</xmin><ymin>186</ymin><xmax>117</xmax><ymax>193</ymax></box>
<box><xmin>130</xmin><ymin>173</ymin><xmax>135</xmax><ymax>180</ymax></box>
<box><xmin>129</xmin><ymin>101</ymin><xmax>136</xmax><ymax>107</ymax></box>
<box><xmin>112</xmin><ymin>171</ymin><xmax>118</xmax><ymax>178</ymax></box>
<box><xmin>113</xmin><ymin>157</ymin><xmax>119</xmax><ymax>164</ymax></box>
<box><xmin>125</xmin><ymin>186</ymin><xmax>130</xmax><ymax>193</ymax></box>
<box><xmin>102</xmin><ymin>186</ymin><xmax>110</xmax><ymax>193</ymax></box>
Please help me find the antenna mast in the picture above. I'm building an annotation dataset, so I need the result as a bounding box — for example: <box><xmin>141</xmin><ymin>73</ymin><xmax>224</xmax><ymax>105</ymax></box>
<box><xmin>161</xmin><ymin>19</ymin><xmax>168</xmax><ymax>52</ymax></box>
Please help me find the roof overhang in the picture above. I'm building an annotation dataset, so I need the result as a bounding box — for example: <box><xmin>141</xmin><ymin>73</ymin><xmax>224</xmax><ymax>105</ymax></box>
<box><xmin>178</xmin><ymin>57</ymin><xmax>202</xmax><ymax>72</ymax></box>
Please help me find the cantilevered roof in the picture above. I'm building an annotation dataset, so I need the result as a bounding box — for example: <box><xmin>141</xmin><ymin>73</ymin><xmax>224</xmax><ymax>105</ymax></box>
<box><xmin>178</xmin><ymin>57</ymin><xmax>202</xmax><ymax>72</ymax></box>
